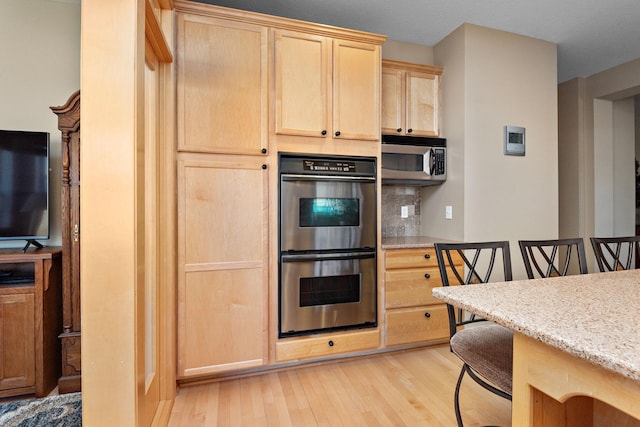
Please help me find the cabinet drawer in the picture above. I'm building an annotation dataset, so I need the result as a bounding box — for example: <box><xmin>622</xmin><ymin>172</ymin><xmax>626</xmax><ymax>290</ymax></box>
<box><xmin>385</xmin><ymin>266</ymin><xmax>445</xmax><ymax>308</ymax></box>
<box><xmin>276</xmin><ymin>328</ymin><xmax>379</xmax><ymax>362</ymax></box>
<box><xmin>384</xmin><ymin>247</ymin><xmax>462</xmax><ymax>270</ymax></box>
<box><xmin>385</xmin><ymin>247</ymin><xmax>438</xmax><ymax>269</ymax></box>
<box><xmin>385</xmin><ymin>305</ymin><xmax>449</xmax><ymax>346</ymax></box>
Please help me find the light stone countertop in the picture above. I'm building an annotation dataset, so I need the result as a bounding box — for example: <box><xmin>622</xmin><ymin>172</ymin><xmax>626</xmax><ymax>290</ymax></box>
<box><xmin>432</xmin><ymin>269</ymin><xmax>640</xmax><ymax>382</ymax></box>
<box><xmin>381</xmin><ymin>236</ymin><xmax>460</xmax><ymax>249</ymax></box>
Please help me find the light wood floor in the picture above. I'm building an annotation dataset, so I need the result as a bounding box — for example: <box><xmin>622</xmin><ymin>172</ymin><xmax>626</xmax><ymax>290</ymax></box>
<box><xmin>168</xmin><ymin>344</ymin><xmax>511</xmax><ymax>426</ymax></box>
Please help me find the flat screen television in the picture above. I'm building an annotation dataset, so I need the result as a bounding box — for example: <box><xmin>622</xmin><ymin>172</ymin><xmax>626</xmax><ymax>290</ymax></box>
<box><xmin>0</xmin><ymin>130</ymin><xmax>50</xmax><ymax>250</ymax></box>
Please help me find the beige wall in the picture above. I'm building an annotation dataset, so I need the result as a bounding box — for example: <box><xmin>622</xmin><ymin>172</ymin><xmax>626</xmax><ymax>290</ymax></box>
<box><xmin>431</xmin><ymin>24</ymin><xmax>559</xmax><ymax>279</ymax></box>
<box><xmin>0</xmin><ymin>0</ymin><xmax>80</xmax><ymax>248</ymax></box>
<box><xmin>558</xmin><ymin>59</ymin><xmax>640</xmax><ymax>269</ymax></box>
<box><xmin>382</xmin><ymin>39</ymin><xmax>434</xmax><ymax>64</ymax></box>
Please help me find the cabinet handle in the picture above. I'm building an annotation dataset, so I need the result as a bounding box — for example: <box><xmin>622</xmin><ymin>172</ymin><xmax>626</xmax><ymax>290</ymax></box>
<box><xmin>335</xmin><ymin>131</ymin><xmax>341</xmax><ymax>137</ymax></box>
<box><xmin>424</xmin><ymin>273</ymin><xmax>431</xmax><ymax>279</ymax></box>
<box><xmin>321</xmin><ymin>130</ymin><xmax>327</xmax><ymax>136</ymax></box>
<box><xmin>261</xmin><ymin>148</ymin><xmax>267</xmax><ymax>154</ymax></box>
<box><xmin>424</xmin><ymin>253</ymin><xmax>431</xmax><ymax>259</ymax></box>
<box><xmin>424</xmin><ymin>312</ymin><xmax>431</xmax><ymax>318</ymax></box>
<box><xmin>407</xmin><ymin>128</ymin><xmax>413</xmax><ymax>133</ymax></box>
<box><xmin>262</xmin><ymin>164</ymin><xmax>267</xmax><ymax>170</ymax></box>
<box><xmin>328</xmin><ymin>340</ymin><xmax>334</xmax><ymax>347</ymax></box>
<box><xmin>396</xmin><ymin>128</ymin><xmax>402</xmax><ymax>133</ymax></box>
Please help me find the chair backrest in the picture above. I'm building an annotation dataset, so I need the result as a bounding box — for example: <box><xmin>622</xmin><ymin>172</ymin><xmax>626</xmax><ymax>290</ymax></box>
<box><xmin>518</xmin><ymin>238</ymin><xmax>588</xmax><ymax>279</ymax></box>
<box><xmin>590</xmin><ymin>236</ymin><xmax>640</xmax><ymax>272</ymax></box>
<box><xmin>434</xmin><ymin>241</ymin><xmax>512</xmax><ymax>340</ymax></box>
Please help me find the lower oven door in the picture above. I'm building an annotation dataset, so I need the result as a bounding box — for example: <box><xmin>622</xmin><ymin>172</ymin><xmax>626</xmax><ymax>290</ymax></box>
<box><xmin>280</xmin><ymin>251</ymin><xmax>377</xmax><ymax>337</ymax></box>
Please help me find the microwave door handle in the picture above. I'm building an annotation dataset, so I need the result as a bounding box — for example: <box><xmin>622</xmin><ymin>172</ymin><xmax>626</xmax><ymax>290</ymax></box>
<box><xmin>423</xmin><ymin>150</ymin><xmax>433</xmax><ymax>175</ymax></box>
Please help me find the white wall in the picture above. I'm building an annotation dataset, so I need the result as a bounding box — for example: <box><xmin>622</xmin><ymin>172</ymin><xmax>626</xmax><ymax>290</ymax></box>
<box><xmin>432</xmin><ymin>24</ymin><xmax>559</xmax><ymax>279</ymax></box>
<box><xmin>0</xmin><ymin>0</ymin><xmax>81</xmax><ymax>248</ymax></box>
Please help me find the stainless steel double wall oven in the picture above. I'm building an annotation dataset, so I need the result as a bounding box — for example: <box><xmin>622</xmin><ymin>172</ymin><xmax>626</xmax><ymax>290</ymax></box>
<box><xmin>279</xmin><ymin>153</ymin><xmax>377</xmax><ymax>337</ymax></box>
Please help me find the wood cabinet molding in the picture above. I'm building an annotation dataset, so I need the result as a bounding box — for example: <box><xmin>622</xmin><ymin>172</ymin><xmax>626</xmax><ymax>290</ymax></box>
<box><xmin>382</xmin><ymin>59</ymin><xmax>443</xmax><ymax>76</ymax></box>
<box><xmin>174</xmin><ymin>0</ymin><xmax>386</xmax><ymax>45</ymax></box>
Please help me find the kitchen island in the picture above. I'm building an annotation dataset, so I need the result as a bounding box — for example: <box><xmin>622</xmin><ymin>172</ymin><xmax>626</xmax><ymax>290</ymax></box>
<box><xmin>432</xmin><ymin>269</ymin><xmax>640</xmax><ymax>426</ymax></box>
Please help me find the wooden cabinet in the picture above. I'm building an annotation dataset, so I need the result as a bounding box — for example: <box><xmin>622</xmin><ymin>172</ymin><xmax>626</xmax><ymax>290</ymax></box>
<box><xmin>0</xmin><ymin>248</ymin><xmax>62</xmax><ymax>398</ymax></box>
<box><xmin>383</xmin><ymin>247</ymin><xmax>459</xmax><ymax>347</ymax></box>
<box><xmin>50</xmin><ymin>90</ymin><xmax>81</xmax><ymax>394</ymax></box>
<box><xmin>177</xmin><ymin>154</ymin><xmax>268</xmax><ymax>377</ymax></box>
<box><xmin>274</xmin><ymin>29</ymin><xmax>381</xmax><ymax>141</ymax></box>
<box><xmin>177</xmin><ymin>12</ymin><xmax>268</xmax><ymax>155</ymax></box>
<box><xmin>275</xmin><ymin>329</ymin><xmax>379</xmax><ymax>362</ymax></box>
<box><xmin>382</xmin><ymin>60</ymin><xmax>443</xmax><ymax>137</ymax></box>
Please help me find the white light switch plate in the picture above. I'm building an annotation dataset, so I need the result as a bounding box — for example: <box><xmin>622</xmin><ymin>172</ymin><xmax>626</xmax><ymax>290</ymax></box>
<box><xmin>445</xmin><ymin>205</ymin><xmax>453</xmax><ymax>220</ymax></box>
<box><xmin>401</xmin><ymin>206</ymin><xmax>409</xmax><ymax>218</ymax></box>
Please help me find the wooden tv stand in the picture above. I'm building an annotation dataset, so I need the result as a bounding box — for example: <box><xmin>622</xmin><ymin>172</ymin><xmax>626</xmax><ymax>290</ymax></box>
<box><xmin>0</xmin><ymin>247</ymin><xmax>62</xmax><ymax>398</ymax></box>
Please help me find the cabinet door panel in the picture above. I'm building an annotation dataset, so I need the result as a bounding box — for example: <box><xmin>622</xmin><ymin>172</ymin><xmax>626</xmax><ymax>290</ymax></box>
<box><xmin>333</xmin><ymin>39</ymin><xmax>380</xmax><ymax>141</ymax></box>
<box><xmin>177</xmin><ymin>14</ymin><xmax>267</xmax><ymax>154</ymax></box>
<box><xmin>181</xmin><ymin>269</ymin><xmax>264</xmax><ymax>375</ymax></box>
<box><xmin>406</xmin><ymin>72</ymin><xmax>439</xmax><ymax>137</ymax></box>
<box><xmin>274</xmin><ymin>30</ymin><xmax>328</xmax><ymax>137</ymax></box>
<box><xmin>178</xmin><ymin>156</ymin><xmax>268</xmax><ymax>376</ymax></box>
<box><xmin>381</xmin><ymin>68</ymin><xmax>403</xmax><ymax>134</ymax></box>
<box><xmin>180</xmin><ymin>159</ymin><xmax>266</xmax><ymax>265</ymax></box>
<box><xmin>0</xmin><ymin>293</ymin><xmax>35</xmax><ymax>391</ymax></box>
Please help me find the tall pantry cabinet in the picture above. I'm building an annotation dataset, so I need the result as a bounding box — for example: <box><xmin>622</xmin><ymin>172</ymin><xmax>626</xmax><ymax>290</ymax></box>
<box><xmin>176</xmin><ymin>8</ymin><xmax>269</xmax><ymax>377</ymax></box>
<box><xmin>175</xmin><ymin>0</ymin><xmax>385</xmax><ymax>377</ymax></box>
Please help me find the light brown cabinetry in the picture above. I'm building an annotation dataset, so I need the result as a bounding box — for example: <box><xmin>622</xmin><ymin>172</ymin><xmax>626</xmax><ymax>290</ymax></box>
<box><xmin>275</xmin><ymin>329</ymin><xmax>379</xmax><ymax>362</ymax></box>
<box><xmin>384</xmin><ymin>247</ymin><xmax>458</xmax><ymax>347</ymax></box>
<box><xmin>177</xmin><ymin>154</ymin><xmax>268</xmax><ymax>377</ymax></box>
<box><xmin>274</xmin><ymin>29</ymin><xmax>381</xmax><ymax>141</ymax></box>
<box><xmin>0</xmin><ymin>248</ymin><xmax>61</xmax><ymax>398</ymax></box>
<box><xmin>177</xmin><ymin>12</ymin><xmax>268</xmax><ymax>155</ymax></box>
<box><xmin>174</xmin><ymin>2</ymin><xmax>386</xmax><ymax>375</ymax></box>
<box><xmin>382</xmin><ymin>60</ymin><xmax>443</xmax><ymax>137</ymax></box>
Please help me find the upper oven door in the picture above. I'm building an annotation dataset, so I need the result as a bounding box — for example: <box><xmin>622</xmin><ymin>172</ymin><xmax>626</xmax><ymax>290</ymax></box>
<box><xmin>280</xmin><ymin>175</ymin><xmax>376</xmax><ymax>252</ymax></box>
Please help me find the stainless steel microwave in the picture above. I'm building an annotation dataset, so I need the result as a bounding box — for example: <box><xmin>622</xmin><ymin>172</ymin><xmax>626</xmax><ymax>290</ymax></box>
<box><xmin>381</xmin><ymin>134</ymin><xmax>446</xmax><ymax>185</ymax></box>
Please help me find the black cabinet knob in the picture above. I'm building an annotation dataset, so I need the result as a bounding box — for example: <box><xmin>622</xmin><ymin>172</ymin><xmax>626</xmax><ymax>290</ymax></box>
<box><xmin>396</xmin><ymin>128</ymin><xmax>402</xmax><ymax>133</ymax></box>
<box><xmin>328</xmin><ymin>340</ymin><xmax>334</xmax><ymax>347</ymax></box>
<box><xmin>335</xmin><ymin>131</ymin><xmax>341</xmax><ymax>137</ymax></box>
<box><xmin>424</xmin><ymin>273</ymin><xmax>431</xmax><ymax>279</ymax></box>
<box><xmin>407</xmin><ymin>128</ymin><xmax>413</xmax><ymax>133</ymax></box>
<box><xmin>321</xmin><ymin>130</ymin><xmax>327</xmax><ymax>135</ymax></box>
<box><xmin>262</xmin><ymin>164</ymin><xmax>267</xmax><ymax>170</ymax></box>
<box><xmin>261</xmin><ymin>148</ymin><xmax>267</xmax><ymax>154</ymax></box>
<box><xmin>424</xmin><ymin>312</ymin><xmax>431</xmax><ymax>318</ymax></box>
<box><xmin>424</xmin><ymin>253</ymin><xmax>431</xmax><ymax>259</ymax></box>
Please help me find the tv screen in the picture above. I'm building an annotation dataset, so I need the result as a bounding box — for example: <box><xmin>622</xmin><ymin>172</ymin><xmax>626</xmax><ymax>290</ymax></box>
<box><xmin>0</xmin><ymin>130</ymin><xmax>50</xmax><ymax>242</ymax></box>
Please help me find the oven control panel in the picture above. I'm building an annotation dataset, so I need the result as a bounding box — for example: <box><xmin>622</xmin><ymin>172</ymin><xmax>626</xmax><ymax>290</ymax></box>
<box><xmin>280</xmin><ymin>153</ymin><xmax>376</xmax><ymax>178</ymax></box>
<box><xmin>303</xmin><ymin>160</ymin><xmax>355</xmax><ymax>173</ymax></box>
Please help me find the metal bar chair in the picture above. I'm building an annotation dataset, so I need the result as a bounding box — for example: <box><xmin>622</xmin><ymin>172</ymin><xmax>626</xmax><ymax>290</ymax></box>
<box><xmin>434</xmin><ymin>241</ymin><xmax>513</xmax><ymax>427</ymax></box>
<box><xmin>518</xmin><ymin>237</ymin><xmax>588</xmax><ymax>279</ymax></box>
<box><xmin>590</xmin><ymin>235</ymin><xmax>640</xmax><ymax>271</ymax></box>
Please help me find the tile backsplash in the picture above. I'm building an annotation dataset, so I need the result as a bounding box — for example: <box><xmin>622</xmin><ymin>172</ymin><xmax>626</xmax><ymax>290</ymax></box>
<box><xmin>381</xmin><ymin>186</ymin><xmax>421</xmax><ymax>237</ymax></box>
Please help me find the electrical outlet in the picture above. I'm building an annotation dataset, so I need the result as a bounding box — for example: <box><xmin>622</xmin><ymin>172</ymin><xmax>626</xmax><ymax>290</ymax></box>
<box><xmin>445</xmin><ymin>205</ymin><xmax>453</xmax><ymax>220</ymax></box>
<box><xmin>401</xmin><ymin>206</ymin><xmax>409</xmax><ymax>218</ymax></box>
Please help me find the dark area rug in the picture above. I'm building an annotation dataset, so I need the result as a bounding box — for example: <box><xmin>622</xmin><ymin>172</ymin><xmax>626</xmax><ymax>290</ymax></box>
<box><xmin>0</xmin><ymin>392</ymin><xmax>81</xmax><ymax>427</ymax></box>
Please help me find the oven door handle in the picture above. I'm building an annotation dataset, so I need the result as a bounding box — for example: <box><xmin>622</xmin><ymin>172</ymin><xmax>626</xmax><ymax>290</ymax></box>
<box><xmin>281</xmin><ymin>251</ymin><xmax>376</xmax><ymax>262</ymax></box>
<box><xmin>281</xmin><ymin>174</ymin><xmax>375</xmax><ymax>183</ymax></box>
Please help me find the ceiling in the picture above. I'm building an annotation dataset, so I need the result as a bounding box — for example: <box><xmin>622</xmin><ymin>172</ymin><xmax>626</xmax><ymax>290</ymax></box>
<box><xmin>194</xmin><ymin>0</ymin><xmax>640</xmax><ymax>83</ymax></box>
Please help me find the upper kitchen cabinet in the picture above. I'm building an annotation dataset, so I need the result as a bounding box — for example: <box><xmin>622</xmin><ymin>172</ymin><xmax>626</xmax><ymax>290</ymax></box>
<box><xmin>177</xmin><ymin>12</ymin><xmax>268</xmax><ymax>155</ymax></box>
<box><xmin>382</xmin><ymin>60</ymin><xmax>443</xmax><ymax>137</ymax></box>
<box><xmin>273</xmin><ymin>28</ymin><xmax>385</xmax><ymax>144</ymax></box>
